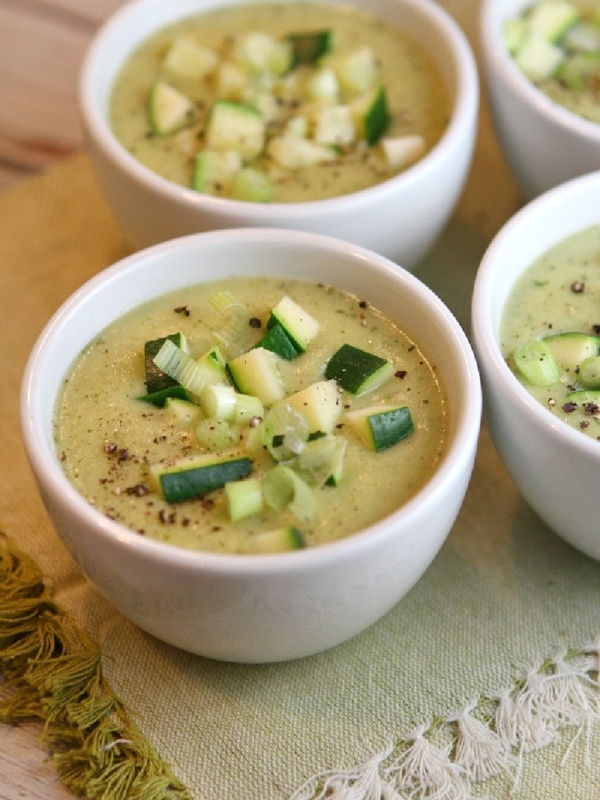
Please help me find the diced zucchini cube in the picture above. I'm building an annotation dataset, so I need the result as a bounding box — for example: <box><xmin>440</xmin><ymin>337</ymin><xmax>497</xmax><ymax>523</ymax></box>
<box><xmin>267</xmin><ymin>134</ymin><xmax>336</xmax><ymax>169</ymax></box>
<box><xmin>503</xmin><ymin>18</ymin><xmax>528</xmax><ymax>55</ymax></box>
<box><xmin>245</xmin><ymin>526</ymin><xmax>306</xmax><ymax>553</ymax></box>
<box><xmin>527</xmin><ymin>0</ymin><xmax>580</xmax><ymax>43</ymax></box>
<box><xmin>557</xmin><ymin>51</ymin><xmax>600</xmax><ymax>89</ymax></box>
<box><xmin>150</xmin><ymin>453</ymin><xmax>252</xmax><ymax>503</ymax></box>
<box><xmin>514</xmin><ymin>31</ymin><xmax>565</xmax><ymax>81</ymax></box>
<box><xmin>256</xmin><ymin>321</ymin><xmax>301</xmax><ymax>361</ymax></box>
<box><xmin>215</xmin><ymin>61</ymin><xmax>248</xmax><ymax>101</ymax></box>
<box><xmin>267</xmin><ymin>295</ymin><xmax>320</xmax><ymax>352</ymax></box>
<box><xmin>225</xmin><ymin>477</ymin><xmax>263</xmax><ymax>521</ymax></box>
<box><xmin>325</xmin><ymin>343</ymin><xmax>394</xmax><ymax>395</ymax></box>
<box><xmin>287</xmin><ymin>30</ymin><xmax>332</xmax><ymax>66</ymax></box>
<box><xmin>232</xmin><ymin>167</ymin><xmax>274</xmax><ymax>202</ymax></box>
<box><xmin>234</xmin><ymin>32</ymin><xmax>293</xmax><ymax>76</ymax></box>
<box><xmin>305</xmin><ymin>66</ymin><xmax>340</xmax><ymax>102</ymax></box>
<box><xmin>163</xmin><ymin>37</ymin><xmax>218</xmax><ymax>80</ymax></box>
<box><xmin>193</xmin><ymin>149</ymin><xmax>242</xmax><ymax>195</ymax></box>
<box><xmin>138</xmin><ymin>384</ymin><xmax>190</xmax><ymax>408</ymax></box>
<box><xmin>352</xmin><ymin>85</ymin><xmax>390</xmax><ymax>145</ymax></box>
<box><xmin>379</xmin><ymin>135</ymin><xmax>426</xmax><ymax>171</ymax></box>
<box><xmin>164</xmin><ymin>396</ymin><xmax>203</xmax><ymax>424</ymax></box>
<box><xmin>313</xmin><ymin>104</ymin><xmax>356</xmax><ymax>145</ymax></box>
<box><xmin>345</xmin><ymin>404</ymin><xmax>414</xmax><ymax>452</ymax></box>
<box><xmin>148</xmin><ymin>80</ymin><xmax>196</xmax><ymax>136</ymax></box>
<box><xmin>205</xmin><ymin>101</ymin><xmax>266</xmax><ymax>161</ymax></box>
<box><xmin>281</xmin><ymin>380</ymin><xmax>342</xmax><ymax>434</ymax></box>
<box><xmin>334</xmin><ymin>45</ymin><xmax>379</xmax><ymax>94</ymax></box>
<box><xmin>544</xmin><ymin>332</ymin><xmax>600</xmax><ymax>371</ymax></box>
<box><xmin>227</xmin><ymin>347</ymin><xmax>286</xmax><ymax>406</ymax></box>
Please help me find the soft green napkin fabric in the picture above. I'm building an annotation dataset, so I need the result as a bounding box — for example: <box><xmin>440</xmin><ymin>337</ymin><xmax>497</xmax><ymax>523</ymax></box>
<box><xmin>2</xmin><ymin>147</ymin><xmax>600</xmax><ymax>800</ymax></box>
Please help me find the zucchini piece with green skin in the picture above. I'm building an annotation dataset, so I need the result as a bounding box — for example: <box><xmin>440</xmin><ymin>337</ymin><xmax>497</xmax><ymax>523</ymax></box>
<box><xmin>193</xmin><ymin>149</ymin><xmax>242</xmax><ymax>195</ymax></box>
<box><xmin>164</xmin><ymin>396</ymin><xmax>202</xmax><ymax>424</ymax></box>
<box><xmin>148</xmin><ymin>80</ymin><xmax>196</xmax><ymax>136</ymax></box>
<box><xmin>543</xmin><ymin>332</ymin><xmax>600</xmax><ymax>372</ymax></box>
<box><xmin>266</xmin><ymin>296</ymin><xmax>320</xmax><ymax>353</ymax></box>
<box><xmin>325</xmin><ymin>343</ymin><xmax>394</xmax><ymax>395</ymax></box>
<box><xmin>150</xmin><ymin>452</ymin><xmax>252</xmax><ymax>503</ymax></box>
<box><xmin>353</xmin><ymin>85</ymin><xmax>390</xmax><ymax>145</ymax></box>
<box><xmin>345</xmin><ymin>404</ymin><xmax>414</xmax><ymax>451</ymax></box>
<box><xmin>144</xmin><ymin>332</ymin><xmax>189</xmax><ymax>394</ymax></box>
<box><xmin>578</xmin><ymin>355</ymin><xmax>600</xmax><ymax>388</ymax></box>
<box><xmin>256</xmin><ymin>321</ymin><xmax>300</xmax><ymax>361</ymax></box>
<box><xmin>287</xmin><ymin>30</ymin><xmax>332</xmax><ymax>66</ymax></box>
<box><xmin>245</xmin><ymin>526</ymin><xmax>306</xmax><ymax>553</ymax></box>
<box><xmin>225</xmin><ymin>477</ymin><xmax>263</xmax><ymax>522</ymax></box>
<box><xmin>227</xmin><ymin>347</ymin><xmax>286</xmax><ymax>406</ymax></box>
<box><xmin>139</xmin><ymin>384</ymin><xmax>190</xmax><ymax>408</ymax></box>
<box><xmin>162</xmin><ymin>37</ymin><xmax>218</xmax><ymax>81</ymax></box>
<box><xmin>514</xmin><ymin>31</ymin><xmax>565</xmax><ymax>81</ymax></box>
<box><xmin>526</xmin><ymin>0</ymin><xmax>580</xmax><ymax>43</ymax></box>
<box><xmin>232</xmin><ymin>167</ymin><xmax>273</xmax><ymax>202</ymax></box>
<box><xmin>281</xmin><ymin>379</ymin><xmax>342</xmax><ymax>434</ymax></box>
<box><xmin>205</xmin><ymin>100</ymin><xmax>266</xmax><ymax>161</ymax></box>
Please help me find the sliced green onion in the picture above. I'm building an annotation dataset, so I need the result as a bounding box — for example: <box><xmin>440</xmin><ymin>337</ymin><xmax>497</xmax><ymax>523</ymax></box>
<box><xmin>296</xmin><ymin>435</ymin><xmax>347</xmax><ymax>487</ymax></box>
<box><xmin>263</xmin><ymin>465</ymin><xmax>317</xmax><ymax>526</ymax></box>
<box><xmin>513</xmin><ymin>341</ymin><xmax>560</xmax><ymax>387</ymax></box>
<box><xmin>225</xmin><ymin>477</ymin><xmax>263</xmax><ymax>521</ymax></box>
<box><xmin>579</xmin><ymin>355</ymin><xmax>600</xmax><ymax>388</ymax></box>
<box><xmin>200</xmin><ymin>384</ymin><xmax>238</xmax><ymax>420</ymax></box>
<box><xmin>235</xmin><ymin>393</ymin><xmax>264</xmax><ymax>424</ymax></box>
<box><xmin>153</xmin><ymin>340</ymin><xmax>227</xmax><ymax>396</ymax></box>
<box><xmin>209</xmin><ymin>290</ymin><xmax>248</xmax><ymax>347</ymax></box>
<box><xmin>262</xmin><ymin>403</ymin><xmax>309</xmax><ymax>461</ymax></box>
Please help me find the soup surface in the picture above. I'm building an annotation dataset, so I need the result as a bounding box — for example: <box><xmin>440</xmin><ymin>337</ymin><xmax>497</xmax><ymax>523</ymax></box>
<box><xmin>501</xmin><ymin>223</ymin><xmax>600</xmax><ymax>439</ymax></box>
<box><xmin>505</xmin><ymin>0</ymin><xmax>600</xmax><ymax>124</ymax></box>
<box><xmin>110</xmin><ymin>0</ymin><xmax>449</xmax><ymax>201</ymax></box>
<box><xmin>55</xmin><ymin>277</ymin><xmax>447</xmax><ymax>553</ymax></box>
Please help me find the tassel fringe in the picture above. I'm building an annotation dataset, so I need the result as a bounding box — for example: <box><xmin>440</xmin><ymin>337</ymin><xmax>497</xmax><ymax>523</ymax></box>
<box><xmin>289</xmin><ymin>649</ymin><xmax>600</xmax><ymax>800</ymax></box>
<box><xmin>2</xmin><ymin>532</ymin><xmax>600</xmax><ymax>800</ymax></box>
<box><xmin>0</xmin><ymin>532</ymin><xmax>194</xmax><ymax>800</ymax></box>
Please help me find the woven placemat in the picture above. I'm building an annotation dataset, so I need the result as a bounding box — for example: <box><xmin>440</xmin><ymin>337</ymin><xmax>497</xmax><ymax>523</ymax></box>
<box><xmin>1</xmin><ymin>153</ymin><xmax>600</xmax><ymax>800</ymax></box>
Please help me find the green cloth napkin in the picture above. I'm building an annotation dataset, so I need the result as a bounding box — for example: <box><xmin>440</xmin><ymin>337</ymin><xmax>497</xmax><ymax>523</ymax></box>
<box><xmin>2</xmin><ymin>152</ymin><xmax>600</xmax><ymax>800</ymax></box>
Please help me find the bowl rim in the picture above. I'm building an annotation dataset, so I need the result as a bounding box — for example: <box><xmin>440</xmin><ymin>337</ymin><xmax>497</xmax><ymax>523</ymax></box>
<box><xmin>22</xmin><ymin>227</ymin><xmax>482</xmax><ymax>576</ymax></box>
<box><xmin>480</xmin><ymin>0</ymin><xmax>600</xmax><ymax>145</ymax></box>
<box><xmin>78</xmin><ymin>0</ymin><xmax>479</xmax><ymax>216</ymax></box>
<box><xmin>472</xmin><ymin>169</ymin><xmax>600</xmax><ymax>460</ymax></box>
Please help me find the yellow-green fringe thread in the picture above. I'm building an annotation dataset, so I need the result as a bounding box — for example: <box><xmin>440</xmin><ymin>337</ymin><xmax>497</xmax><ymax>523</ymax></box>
<box><xmin>0</xmin><ymin>532</ymin><xmax>195</xmax><ymax>800</ymax></box>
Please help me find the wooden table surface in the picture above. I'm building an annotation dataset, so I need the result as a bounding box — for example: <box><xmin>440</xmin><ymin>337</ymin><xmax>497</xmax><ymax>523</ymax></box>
<box><xmin>0</xmin><ymin>2</ymin><xmax>484</xmax><ymax>799</ymax></box>
<box><xmin>0</xmin><ymin>0</ymin><xmax>125</xmax><ymax>194</ymax></box>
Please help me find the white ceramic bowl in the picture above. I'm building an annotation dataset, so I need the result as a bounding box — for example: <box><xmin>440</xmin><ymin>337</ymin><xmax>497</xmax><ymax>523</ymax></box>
<box><xmin>472</xmin><ymin>171</ymin><xmax>600</xmax><ymax>561</ymax></box>
<box><xmin>79</xmin><ymin>0</ymin><xmax>478</xmax><ymax>270</ymax></box>
<box><xmin>22</xmin><ymin>228</ymin><xmax>481</xmax><ymax>663</ymax></box>
<box><xmin>481</xmin><ymin>0</ymin><xmax>600</xmax><ymax>199</ymax></box>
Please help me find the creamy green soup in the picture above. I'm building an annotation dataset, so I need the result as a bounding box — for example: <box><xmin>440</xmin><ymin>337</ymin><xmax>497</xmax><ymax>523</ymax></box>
<box><xmin>110</xmin><ymin>1</ymin><xmax>449</xmax><ymax>202</ymax></box>
<box><xmin>501</xmin><ymin>223</ymin><xmax>600</xmax><ymax>439</ymax></box>
<box><xmin>505</xmin><ymin>0</ymin><xmax>600</xmax><ymax>124</ymax></box>
<box><xmin>55</xmin><ymin>278</ymin><xmax>447</xmax><ymax>554</ymax></box>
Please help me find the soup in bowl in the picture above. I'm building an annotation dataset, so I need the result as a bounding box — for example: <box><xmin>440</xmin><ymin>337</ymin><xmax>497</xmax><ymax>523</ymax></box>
<box><xmin>22</xmin><ymin>229</ymin><xmax>481</xmax><ymax>662</ymax></box>
<box><xmin>472</xmin><ymin>170</ymin><xmax>600</xmax><ymax>561</ymax></box>
<box><xmin>79</xmin><ymin>0</ymin><xmax>479</xmax><ymax>269</ymax></box>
